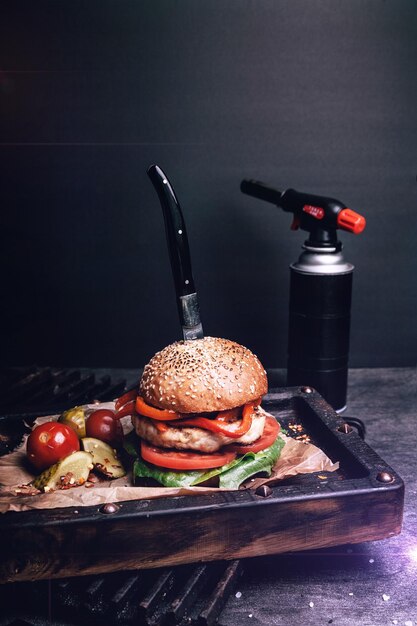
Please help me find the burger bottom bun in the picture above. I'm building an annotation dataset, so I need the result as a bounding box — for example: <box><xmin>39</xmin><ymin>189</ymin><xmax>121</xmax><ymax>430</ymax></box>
<box><xmin>132</xmin><ymin>408</ymin><xmax>267</xmax><ymax>454</ymax></box>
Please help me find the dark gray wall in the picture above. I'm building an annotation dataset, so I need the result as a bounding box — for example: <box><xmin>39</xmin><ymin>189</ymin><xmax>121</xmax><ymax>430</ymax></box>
<box><xmin>0</xmin><ymin>0</ymin><xmax>416</xmax><ymax>369</ymax></box>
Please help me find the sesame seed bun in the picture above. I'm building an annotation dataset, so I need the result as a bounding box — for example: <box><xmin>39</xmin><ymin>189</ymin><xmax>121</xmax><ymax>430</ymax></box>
<box><xmin>139</xmin><ymin>337</ymin><xmax>268</xmax><ymax>414</ymax></box>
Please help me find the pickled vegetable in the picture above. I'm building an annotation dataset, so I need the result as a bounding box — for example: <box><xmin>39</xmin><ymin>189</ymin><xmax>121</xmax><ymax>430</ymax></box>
<box><xmin>59</xmin><ymin>406</ymin><xmax>86</xmax><ymax>438</ymax></box>
<box><xmin>32</xmin><ymin>451</ymin><xmax>93</xmax><ymax>492</ymax></box>
<box><xmin>81</xmin><ymin>437</ymin><xmax>126</xmax><ymax>479</ymax></box>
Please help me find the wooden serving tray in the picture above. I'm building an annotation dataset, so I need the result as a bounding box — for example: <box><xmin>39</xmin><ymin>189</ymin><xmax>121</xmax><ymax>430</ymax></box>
<box><xmin>0</xmin><ymin>387</ymin><xmax>404</xmax><ymax>584</ymax></box>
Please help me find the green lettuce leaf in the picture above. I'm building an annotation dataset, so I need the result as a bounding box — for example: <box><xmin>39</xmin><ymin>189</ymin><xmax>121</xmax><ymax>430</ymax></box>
<box><xmin>133</xmin><ymin>459</ymin><xmax>207</xmax><ymax>487</ymax></box>
<box><xmin>218</xmin><ymin>436</ymin><xmax>285</xmax><ymax>488</ymax></box>
<box><xmin>190</xmin><ymin>455</ymin><xmax>244</xmax><ymax>485</ymax></box>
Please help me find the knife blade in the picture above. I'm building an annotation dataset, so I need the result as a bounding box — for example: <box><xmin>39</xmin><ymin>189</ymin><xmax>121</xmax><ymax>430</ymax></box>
<box><xmin>147</xmin><ymin>164</ymin><xmax>204</xmax><ymax>341</ymax></box>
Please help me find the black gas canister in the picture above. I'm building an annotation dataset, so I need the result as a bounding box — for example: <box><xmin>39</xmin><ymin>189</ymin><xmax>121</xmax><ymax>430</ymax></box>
<box><xmin>288</xmin><ymin>246</ymin><xmax>353</xmax><ymax>411</ymax></box>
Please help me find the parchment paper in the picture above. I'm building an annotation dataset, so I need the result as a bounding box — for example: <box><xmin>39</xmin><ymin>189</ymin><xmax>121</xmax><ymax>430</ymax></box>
<box><xmin>0</xmin><ymin>403</ymin><xmax>339</xmax><ymax>513</ymax></box>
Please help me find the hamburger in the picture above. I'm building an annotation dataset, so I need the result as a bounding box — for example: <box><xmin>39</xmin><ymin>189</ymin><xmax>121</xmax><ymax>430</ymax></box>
<box><xmin>122</xmin><ymin>337</ymin><xmax>285</xmax><ymax>489</ymax></box>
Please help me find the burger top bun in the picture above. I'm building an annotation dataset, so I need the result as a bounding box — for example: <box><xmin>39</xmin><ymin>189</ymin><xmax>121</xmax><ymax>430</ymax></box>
<box><xmin>139</xmin><ymin>336</ymin><xmax>268</xmax><ymax>414</ymax></box>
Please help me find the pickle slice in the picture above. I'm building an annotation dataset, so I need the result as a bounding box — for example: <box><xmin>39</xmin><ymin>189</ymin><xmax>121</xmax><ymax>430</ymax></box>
<box><xmin>58</xmin><ymin>406</ymin><xmax>86</xmax><ymax>438</ymax></box>
<box><xmin>32</xmin><ymin>451</ymin><xmax>93</xmax><ymax>492</ymax></box>
<box><xmin>81</xmin><ymin>437</ymin><xmax>126</xmax><ymax>479</ymax></box>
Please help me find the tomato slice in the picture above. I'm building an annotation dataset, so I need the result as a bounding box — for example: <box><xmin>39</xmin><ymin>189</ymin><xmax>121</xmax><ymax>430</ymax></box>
<box><xmin>230</xmin><ymin>415</ymin><xmax>280</xmax><ymax>455</ymax></box>
<box><xmin>136</xmin><ymin>396</ymin><xmax>180</xmax><ymax>421</ymax></box>
<box><xmin>215</xmin><ymin>407</ymin><xmax>241</xmax><ymax>422</ymax></box>
<box><xmin>168</xmin><ymin>403</ymin><xmax>255</xmax><ymax>439</ymax></box>
<box><xmin>114</xmin><ymin>400</ymin><xmax>136</xmax><ymax>419</ymax></box>
<box><xmin>141</xmin><ymin>440</ymin><xmax>236</xmax><ymax>470</ymax></box>
<box><xmin>115</xmin><ymin>388</ymin><xmax>137</xmax><ymax>411</ymax></box>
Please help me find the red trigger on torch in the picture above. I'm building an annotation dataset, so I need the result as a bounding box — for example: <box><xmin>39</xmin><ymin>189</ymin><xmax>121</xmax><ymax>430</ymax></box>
<box><xmin>290</xmin><ymin>215</ymin><xmax>301</xmax><ymax>230</ymax></box>
<box><xmin>337</xmin><ymin>208</ymin><xmax>366</xmax><ymax>235</ymax></box>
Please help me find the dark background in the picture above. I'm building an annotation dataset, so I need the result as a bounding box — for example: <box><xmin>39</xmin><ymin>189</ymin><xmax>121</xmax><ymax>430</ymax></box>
<box><xmin>0</xmin><ymin>0</ymin><xmax>416</xmax><ymax>370</ymax></box>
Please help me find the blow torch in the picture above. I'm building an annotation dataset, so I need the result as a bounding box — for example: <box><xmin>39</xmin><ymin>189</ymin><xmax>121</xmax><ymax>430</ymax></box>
<box><xmin>241</xmin><ymin>180</ymin><xmax>366</xmax><ymax>412</ymax></box>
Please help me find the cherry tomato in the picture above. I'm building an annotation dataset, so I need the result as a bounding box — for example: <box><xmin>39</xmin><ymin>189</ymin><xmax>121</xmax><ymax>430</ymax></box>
<box><xmin>27</xmin><ymin>422</ymin><xmax>80</xmax><ymax>471</ymax></box>
<box><xmin>141</xmin><ymin>440</ymin><xmax>236</xmax><ymax>470</ymax></box>
<box><xmin>86</xmin><ymin>409</ymin><xmax>123</xmax><ymax>446</ymax></box>
<box><xmin>230</xmin><ymin>415</ymin><xmax>280</xmax><ymax>455</ymax></box>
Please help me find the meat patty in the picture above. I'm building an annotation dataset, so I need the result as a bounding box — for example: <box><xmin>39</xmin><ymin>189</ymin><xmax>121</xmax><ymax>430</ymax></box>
<box><xmin>132</xmin><ymin>407</ymin><xmax>268</xmax><ymax>453</ymax></box>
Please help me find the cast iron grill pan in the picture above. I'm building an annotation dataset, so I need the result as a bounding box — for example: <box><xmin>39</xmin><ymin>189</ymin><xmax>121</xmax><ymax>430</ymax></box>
<box><xmin>0</xmin><ymin>560</ymin><xmax>243</xmax><ymax>626</ymax></box>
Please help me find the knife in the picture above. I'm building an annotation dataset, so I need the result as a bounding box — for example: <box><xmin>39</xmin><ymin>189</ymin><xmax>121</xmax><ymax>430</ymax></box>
<box><xmin>147</xmin><ymin>164</ymin><xmax>204</xmax><ymax>341</ymax></box>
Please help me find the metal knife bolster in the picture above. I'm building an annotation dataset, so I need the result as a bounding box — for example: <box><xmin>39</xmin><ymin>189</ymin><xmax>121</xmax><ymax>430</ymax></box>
<box><xmin>180</xmin><ymin>293</ymin><xmax>204</xmax><ymax>340</ymax></box>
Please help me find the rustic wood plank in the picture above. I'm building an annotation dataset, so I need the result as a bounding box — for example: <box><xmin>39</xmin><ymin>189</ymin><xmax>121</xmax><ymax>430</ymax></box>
<box><xmin>0</xmin><ymin>484</ymin><xmax>403</xmax><ymax>583</ymax></box>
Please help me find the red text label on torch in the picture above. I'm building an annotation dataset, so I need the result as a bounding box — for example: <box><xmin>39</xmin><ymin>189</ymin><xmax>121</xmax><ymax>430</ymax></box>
<box><xmin>303</xmin><ymin>205</ymin><xmax>325</xmax><ymax>219</ymax></box>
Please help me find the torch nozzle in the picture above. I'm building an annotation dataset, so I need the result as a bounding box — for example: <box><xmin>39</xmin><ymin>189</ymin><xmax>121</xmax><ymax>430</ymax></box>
<box><xmin>240</xmin><ymin>179</ymin><xmax>283</xmax><ymax>206</ymax></box>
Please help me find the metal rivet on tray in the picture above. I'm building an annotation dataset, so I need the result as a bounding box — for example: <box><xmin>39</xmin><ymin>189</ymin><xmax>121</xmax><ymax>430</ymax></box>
<box><xmin>99</xmin><ymin>503</ymin><xmax>120</xmax><ymax>514</ymax></box>
<box><xmin>338</xmin><ymin>423</ymin><xmax>353</xmax><ymax>434</ymax></box>
<box><xmin>301</xmin><ymin>386</ymin><xmax>313</xmax><ymax>394</ymax></box>
<box><xmin>376</xmin><ymin>471</ymin><xmax>394</xmax><ymax>483</ymax></box>
<box><xmin>255</xmin><ymin>485</ymin><xmax>272</xmax><ymax>498</ymax></box>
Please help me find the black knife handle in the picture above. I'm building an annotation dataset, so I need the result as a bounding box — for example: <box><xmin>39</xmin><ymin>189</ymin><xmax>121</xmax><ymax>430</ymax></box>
<box><xmin>147</xmin><ymin>164</ymin><xmax>196</xmax><ymax>298</ymax></box>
